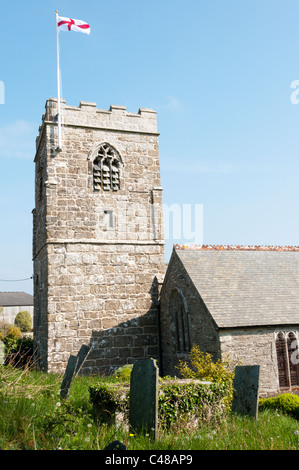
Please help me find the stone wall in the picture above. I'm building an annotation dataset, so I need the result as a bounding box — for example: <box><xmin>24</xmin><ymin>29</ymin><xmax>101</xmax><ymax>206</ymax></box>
<box><xmin>219</xmin><ymin>329</ymin><xmax>281</xmax><ymax>396</ymax></box>
<box><xmin>33</xmin><ymin>99</ymin><xmax>165</xmax><ymax>374</ymax></box>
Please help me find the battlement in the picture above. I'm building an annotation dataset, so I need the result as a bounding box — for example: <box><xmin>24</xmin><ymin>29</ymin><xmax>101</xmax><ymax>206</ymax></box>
<box><xmin>40</xmin><ymin>98</ymin><xmax>158</xmax><ymax>136</ymax></box>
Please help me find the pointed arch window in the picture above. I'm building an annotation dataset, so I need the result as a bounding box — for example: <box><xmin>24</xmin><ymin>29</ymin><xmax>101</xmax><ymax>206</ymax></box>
<box><xmin>169</xmin><ymin>288</ymin><xmax>191</xmax><ymax>353</ymax></box>
<box><xmin>275</xmin><ymin>331</ymin><xmax>299</xmax><ymax>389</ymax></box>
<box><xmin>93</xmin><ymin>143</ymin><xmax>121</xmax><ymax>192</ymax></box>
<box><xmin>275</xmin><ymin>332</ymin><xmax>289</xmax><ymax>388</ymax></box>
<box><xmin>287</xmin><ymin>332</ymin><xmax>299</xmax><ymax>387</ymax></box>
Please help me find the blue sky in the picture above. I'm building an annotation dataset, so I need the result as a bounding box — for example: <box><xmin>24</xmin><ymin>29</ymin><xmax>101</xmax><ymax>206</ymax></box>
<box><xmin>1</xmin><ymin>0</ymin><xmax>299</xmax><ymax>295</ymax></box>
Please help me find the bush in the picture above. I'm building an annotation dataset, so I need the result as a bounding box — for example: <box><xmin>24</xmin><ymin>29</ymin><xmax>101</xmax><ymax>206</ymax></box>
<box><xmin>2</xmin><ymin>326</ymin><xmax>23</xmax><ymax>356</ymax></box>
<box><xmin>176</xmin><ymin>345</ymin><xmax>238</xmax><ymax>410</ymax></box>
<box><xmin>259</xmin><ymin>393</ymin><xmax>299</xmax><ymax>420</ymax></box>
<box><xmin>6</xmin><ymin>326</ymin><xmax>22</xmax><ymax>340</ymax></box>
<box><xmin>14</xmin><ymin>311</ymin><xmax>32</xmax><ymax>332</ymax></box>
<box><xmin>112</xmin><ymin>364</ymin><xmax>133</xmax><ymax>382</ymax></box>
<box><xmin>177</xmin><ymin>345</ymin><xmax>235</xmax><ymax>383</ymax></box>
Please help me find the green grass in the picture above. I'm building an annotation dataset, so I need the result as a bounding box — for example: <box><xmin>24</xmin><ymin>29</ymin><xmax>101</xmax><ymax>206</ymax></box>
<box><xmin>1</xmin><ymin>365</ymin><xmax>299</xmax><ymax>450</ymax></box>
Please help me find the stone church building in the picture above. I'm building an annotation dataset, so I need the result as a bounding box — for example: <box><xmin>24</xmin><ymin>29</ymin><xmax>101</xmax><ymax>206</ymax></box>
<box><xmin>33</xmin><ymin>98</ymin><xmax>299</xmax><ymax>396</ymax></box>
<box><xmin>159</xmin><ymin>245</ymin><xmax>299</xmax><ymax>396</ymax></box>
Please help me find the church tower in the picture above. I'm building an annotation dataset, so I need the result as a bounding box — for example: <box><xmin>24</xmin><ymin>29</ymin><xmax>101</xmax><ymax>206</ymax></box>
<box><xmin>33</xmin><ymin>98</ymin><xmax>165</xmax><ymax>373</ymax></box>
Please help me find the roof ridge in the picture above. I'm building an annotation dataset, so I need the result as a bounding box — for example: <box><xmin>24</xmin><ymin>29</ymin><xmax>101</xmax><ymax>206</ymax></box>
<box><xmin>0</xmin><ymin>291</ymin><xmax>29</xmax><ymax>294</ymax></box>
<box><xmin>174</xmin><ymin>244</ymin><xmax>299</xmax><ymax>252</ymax></box>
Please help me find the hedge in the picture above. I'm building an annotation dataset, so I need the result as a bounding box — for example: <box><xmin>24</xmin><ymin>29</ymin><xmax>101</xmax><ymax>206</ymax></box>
<box><xmin>259</xmin><ymin>393</ymin><xmax>299</xmax><ymax>420</ymax></box>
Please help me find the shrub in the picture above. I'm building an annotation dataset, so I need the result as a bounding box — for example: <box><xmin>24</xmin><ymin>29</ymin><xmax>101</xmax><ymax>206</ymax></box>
<box><xmin>3</xmin><ymin>327</ymin><xmax>23</xmax><ymax>356</ymax></box>
<box><xmin>14</xmin><ymin>311</ymin><xmax>32</xmax><ymax>332</ymax></box>
<box><xmin>176</xmin><ymin>345</ymin><xmax>238</xmax><ymax>410</ymax></box>
<box><xmin>259</xmin><ymin>393</ymin><xmax>299</xmax><ymax>420</ymax></box>
<box><xmin>177</xmin><ymin>345</ymin><xmax>235</xmax><ymax>383</ymax></box>
<box><xmin>6</xmin><ymin>326</ymin><xmax>22</xmax><ymax>340</ymax></box>
<box><xmin>112</xmin><ymin>364</ymin><xmax>133</xmax><ymax>382</ymax></box>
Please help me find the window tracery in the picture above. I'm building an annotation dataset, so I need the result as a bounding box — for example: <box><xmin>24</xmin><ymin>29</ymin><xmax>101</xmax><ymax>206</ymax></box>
<box><xmin>275</xmin><ymin>331</ymin><xmax>299</xmax><ymax>388</ymax></box>
<box><xmin>93</xmin><ymin>143</ymin><xmax>121</xmax><ymax>192</ymax></box>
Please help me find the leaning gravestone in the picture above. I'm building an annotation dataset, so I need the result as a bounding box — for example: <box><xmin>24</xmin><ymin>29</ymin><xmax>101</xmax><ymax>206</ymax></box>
<box><xmin>74</xmin><ymin>344</ymin><xmax>92</xmax><ymax>375</ymax></box>
<box><xmin>232</xmin><ymin>365</ymin><xmax>260</xmax><ymax>420</ymax></box>
<box><xmin>60</xmin><ymin>344</ymin><xmax>91</xmax><ymax>400</ymax></box>
<box><xmin>129</xmin><ymin>358</ymin><xmax>159</xmax><ymax>439</ymax></box>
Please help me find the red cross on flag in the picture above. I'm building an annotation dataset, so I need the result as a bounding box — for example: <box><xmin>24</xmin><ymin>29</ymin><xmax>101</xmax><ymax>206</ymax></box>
<box><xmin>57</xmin><ymin>15</ymin><xmax>91</xmax><ymax>34</ymax></box>
<box><xmin>54</xmin><ymin>10</ymin><xmax>91</xmax><ymax>150</ymax></box>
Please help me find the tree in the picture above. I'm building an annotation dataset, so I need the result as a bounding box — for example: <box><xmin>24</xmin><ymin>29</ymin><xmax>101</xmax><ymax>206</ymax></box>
<box><xmin>14</xmin><ymin>311</ymin><xmax>32</xmax><ymax>332</ymax></box>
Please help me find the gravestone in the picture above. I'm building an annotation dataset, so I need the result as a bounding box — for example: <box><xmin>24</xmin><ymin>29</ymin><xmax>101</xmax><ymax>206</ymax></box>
<box><xmin>232</xmin><ymin>365</ymin><xmax>260</xmax><ymax>419</ymax></box>
<box><xmin>74</xmin><ymin>344</ymin><xmax>92</xmax><ymax>375</ymax></box>
<box><xmin>129</xmin><ymin>358</ymin><xmax>159</xmax><ymax>439</ymax></box>
<box><xmin>60</xmin><ymin>345</ymin><xmax>91</xmax><ymax>399</ymax></box>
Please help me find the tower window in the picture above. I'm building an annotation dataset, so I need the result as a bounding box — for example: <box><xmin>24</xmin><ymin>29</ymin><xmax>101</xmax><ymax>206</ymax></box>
<box><xmin>93</xmin><ymin>143</ymin><xmax>121</xmax><ymax>192</ymax></box>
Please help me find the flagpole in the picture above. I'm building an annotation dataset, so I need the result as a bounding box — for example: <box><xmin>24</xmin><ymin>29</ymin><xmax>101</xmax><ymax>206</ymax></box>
<box><xmin>55</xmin><ymin>10</ymin><xmax>62</xmax><ymax>151</ymax></box>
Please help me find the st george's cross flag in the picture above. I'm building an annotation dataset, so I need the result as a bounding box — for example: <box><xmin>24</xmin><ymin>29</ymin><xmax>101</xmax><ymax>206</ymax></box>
<box><xmin>57</xmin><ymin>16</ymin><xmax>91</xmax><ymax>34</ymax></box>
<box><xmin>55</xmin><ymin>12</ymin><xmax>91</xmax><ymax>149</ymax></box>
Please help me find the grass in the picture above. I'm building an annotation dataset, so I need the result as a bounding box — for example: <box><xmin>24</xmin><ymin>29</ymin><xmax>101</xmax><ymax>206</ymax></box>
<box><xmin>1</xmin><ymin>365</ymin><xmax>299</xmax><ymax>450</ymax></box>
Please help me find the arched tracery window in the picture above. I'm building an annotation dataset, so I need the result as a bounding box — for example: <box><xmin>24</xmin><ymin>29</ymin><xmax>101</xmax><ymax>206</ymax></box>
<box><xmin>275</xmin><ymin>331</ymin><xmax>299</xmax><ymax>389</ymax></box>
<box><xmin>275</xmin><ymin>332</ymin><xmax>289</xmax><ymax>388</ymax></box>
<box><xmin>93</xmin><ymin>143</ymin><xmax>121</xmax><ymax>192</ymax></box>
<box><xmin>287</xmin><ymin>332</ymin><xmax>299</xmax><ymax>387</ymax></box>
<box><xmin>169</xmin><ymin>288</ymin><xmax>191</xmax><ymax>353</ymax></box>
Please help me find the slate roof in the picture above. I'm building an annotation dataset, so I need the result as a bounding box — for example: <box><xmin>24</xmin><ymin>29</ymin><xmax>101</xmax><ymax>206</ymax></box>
<box><xmin>174</xmin><ymin>246</ymin><xmax>299</xmax><ymax>329</ymax></box>
<box><xmin>0</xmin><ymin>292</ymin><xmax>33</xmax><ymax>307</ymax></box>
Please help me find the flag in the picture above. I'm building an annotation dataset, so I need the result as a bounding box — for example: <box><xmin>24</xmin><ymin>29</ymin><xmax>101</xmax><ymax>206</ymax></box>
<box><xmin>57</xmin><ymin>16</ymin><xmax>91</xmax><ymax>35</ymax></box>
<box><xmin>55</xmin><ymin>12</ymin><xmax>91</xmax><ymax>150</ymax></box>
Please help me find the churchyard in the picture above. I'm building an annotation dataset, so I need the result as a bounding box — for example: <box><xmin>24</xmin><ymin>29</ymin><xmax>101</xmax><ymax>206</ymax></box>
<box><xmin>1</xmin><ymin>347</ymin><xmax>299</xmax><ymax>451</ymax></box>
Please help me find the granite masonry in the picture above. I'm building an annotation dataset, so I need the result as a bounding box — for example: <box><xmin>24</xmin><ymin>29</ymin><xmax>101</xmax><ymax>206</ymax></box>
<box><xmin>33</xmin><ymin>98</ymin><xmax>165</xmax><ymax>374</ymax></box>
